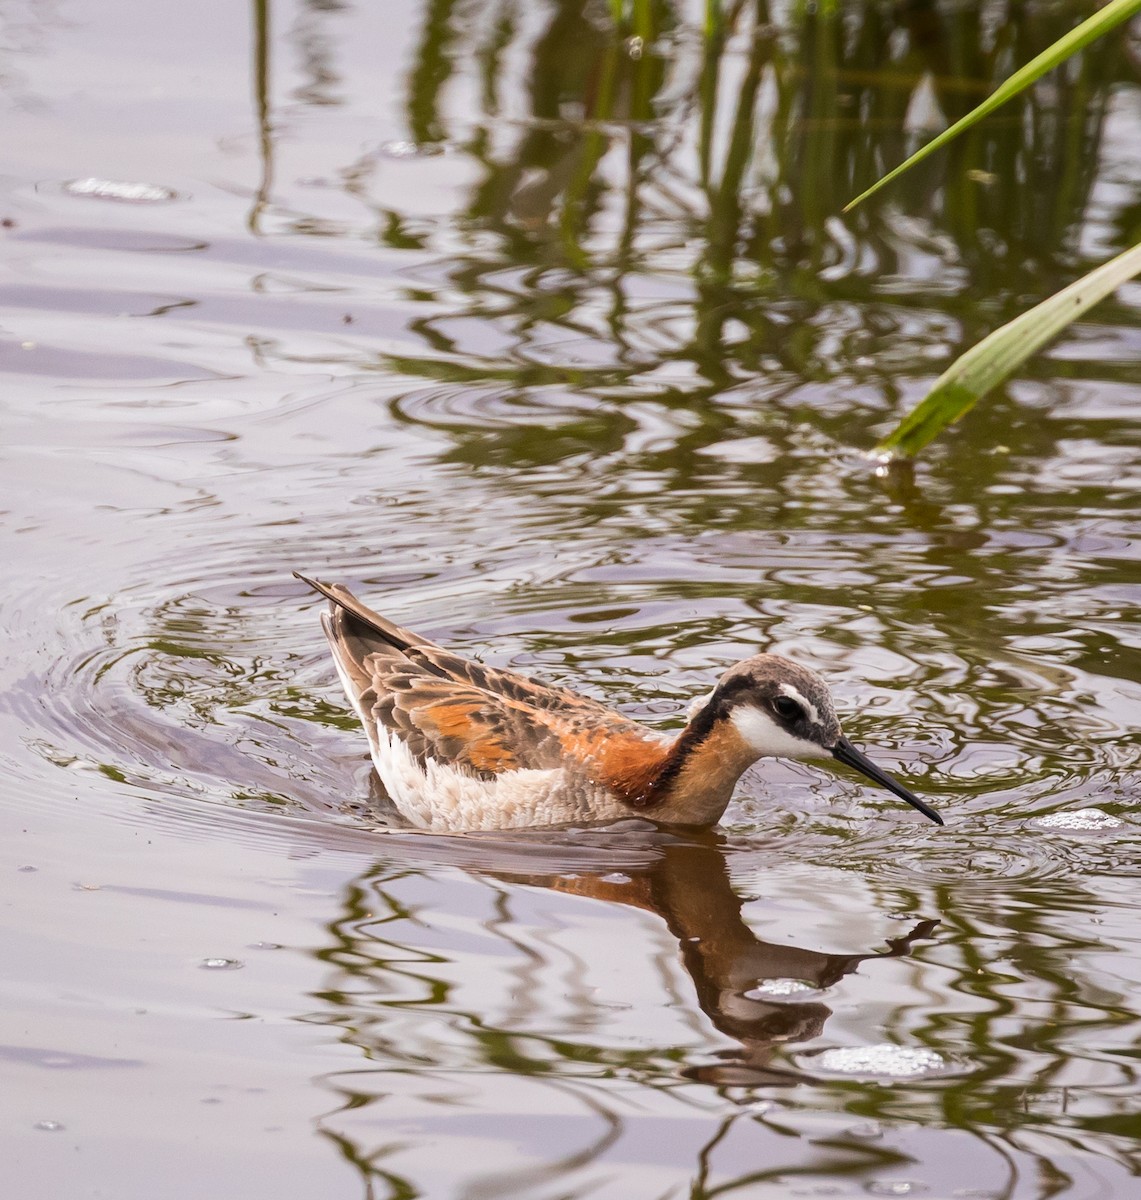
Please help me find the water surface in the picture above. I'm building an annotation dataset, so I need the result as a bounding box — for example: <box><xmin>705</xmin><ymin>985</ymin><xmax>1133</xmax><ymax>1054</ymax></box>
<box><xmin>2</xmin><ymin>1</ymin><xmax>1140</xmax><ymax>1196</ymax></box>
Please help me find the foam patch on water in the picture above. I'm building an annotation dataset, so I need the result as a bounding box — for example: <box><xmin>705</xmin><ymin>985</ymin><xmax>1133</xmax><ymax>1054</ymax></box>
<box><xmin>744</xmin><ymin>978</ymin><xmax>822</xmax><ymax>1000</ymax></box>
<box><xmin>377</xmin><ymin>140</ymin><xmax>448</xmax><ymax>159</ymax></box>
<box><xmin>1032</xmin><ymin>807</ymin><xmax>1124</xmax><ymax>832</ymax></box>
<box><xmin>64</xmin><ymin>177</ymin><xmax>178</xmax><ymax>203</ymax></box>
<box><xmin>798</xmin><ymin>1043</ymin><xmax>954</xmax><ymax>1080</ymax></box>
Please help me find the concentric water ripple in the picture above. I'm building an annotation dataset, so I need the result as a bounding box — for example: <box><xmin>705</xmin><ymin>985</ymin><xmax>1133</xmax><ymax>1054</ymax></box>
<box><xmin>7</xmin><ymin>523</ymin><xmax>1139</xmax><ymax>882</ymax></box>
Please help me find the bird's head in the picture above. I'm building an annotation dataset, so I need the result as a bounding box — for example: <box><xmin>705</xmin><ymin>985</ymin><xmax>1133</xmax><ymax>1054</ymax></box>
<box><xmin>689</xmin><ymin>655</ymin><xmax>942</xmax><ymax>825</ymax></box>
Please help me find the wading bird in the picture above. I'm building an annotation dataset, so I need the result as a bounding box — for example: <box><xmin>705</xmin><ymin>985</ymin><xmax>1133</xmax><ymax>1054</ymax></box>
<box><xmin>298</xmin><ymin>573</ymin><xmax>942</xmax><ymax>833</ymax></box>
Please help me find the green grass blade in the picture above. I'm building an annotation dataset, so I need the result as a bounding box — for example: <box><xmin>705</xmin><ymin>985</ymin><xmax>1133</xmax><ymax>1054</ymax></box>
<box><xmin>876</xmin><ymin>240</ymin><xmax>1141</xmax><ymax>458</ymax></box>
<box><xmin>845</xmin><ymin>0</ymin><xmax>1141</xmax><ymax>212</ymax></box>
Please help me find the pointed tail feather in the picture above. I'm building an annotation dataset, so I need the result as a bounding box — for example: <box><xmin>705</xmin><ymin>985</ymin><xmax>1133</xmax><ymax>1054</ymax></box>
<box><xmin>317</xmin><ymin>607</ymin><xmax>381</xmax><ymax>707</ymax></box>
<box><xmin>294</xmin><ymin>571</ymin><xmax>440</xmax><ymax>653</ymax></box>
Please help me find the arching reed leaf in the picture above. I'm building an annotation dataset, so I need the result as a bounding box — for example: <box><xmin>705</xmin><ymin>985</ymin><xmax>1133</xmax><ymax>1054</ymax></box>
<box><xmin>876</xmin><ymin>241</ymin><xmax>1141</xmax><ymax>459</ymax></box>
<box><xmin>845</xmin><ymin>0</ymin><xmax>1141</xmax><ymax>212</ymax></box>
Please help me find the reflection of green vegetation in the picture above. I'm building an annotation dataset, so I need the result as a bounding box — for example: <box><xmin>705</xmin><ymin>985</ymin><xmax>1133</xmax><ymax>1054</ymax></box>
<box><xmin>311</xmin><ymin>841</ymin><xmax>934</xmax><ymax>1193</ymax></box>
<box><xmin>250</xmin><ymin>0</ymin><xmax>273</xmax><ymax>234</ymax></box>
<box><xmin>407</xmin><ymin>0</ymin><xmax>460</xmax><ymax>144</ymax></box>
<box><xmin>307</xmin><ymin>837</ymin><xmax>1137</xmax><ymax>1198</ymax></box>
<box><xmin>848</xmin><ymin>0</ymin><xmax>1141</xmax><ymax>456</ymax></box>
<box><xmin>361</xmin><ymin>0</ymin><xmax>1134</xmax><ymax>461</ymax></box>
<box><xmin>846</xmin><ymin>0</ymin><xmax>1141</xmax><ymax>212</ymax></box>
<box><xmin>877</xmin><ymin>240</ymin><xmax>1141</xmax><ymax>457</ymax></box>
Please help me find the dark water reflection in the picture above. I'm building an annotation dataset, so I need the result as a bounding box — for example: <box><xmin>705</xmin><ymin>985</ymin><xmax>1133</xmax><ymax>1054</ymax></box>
<box><xmin>308</xmin><ymin>824</ymin><xmax>1139</xmax><ymax>1197</ymax></box>
<box><xmin>2</xmin><ymin>0</ymin><xmax>1140</xmax><ymax>1196</ymax></box>
<box><xmin>318</xmin><ymin>826</ymin><xmax>945</xmax><ymax>1087</ymax></box>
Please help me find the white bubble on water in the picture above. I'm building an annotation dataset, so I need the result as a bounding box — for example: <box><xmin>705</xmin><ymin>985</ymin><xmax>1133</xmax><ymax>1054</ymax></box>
<box><xmin>377</xmin><ymin>141</ymin><xmax>447</xmax><ymax>159</ymax></box>
<box><xmin>799</xmin><ymin>1043</ymin><xmax>954</xmax><ymax>1080</ymax></box>
<box><xmin>200</xmin><ymin>958</ymin><xmax>243</xmax><ymax>971</ymax></box>
<box><xmin>1032</xmin><ymin>807</ymin><xmax>1124</xmax><ymax>832</ymax></box>
<box><xmin>744</xmin><ymin>978</ymin><xmax>822</xmax><ymax>1000</ymax></box>
<box><xmin>64</xmin><ymin>177</ymin><xmax>177</xmax><ymax>203</ymax></box>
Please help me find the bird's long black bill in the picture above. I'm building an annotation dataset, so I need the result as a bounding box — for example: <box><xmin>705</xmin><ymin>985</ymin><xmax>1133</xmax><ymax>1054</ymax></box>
<box><xmin>831</xmin><ymin>735</ymin><xmax>943</xmax><ymax>826</ymax></box>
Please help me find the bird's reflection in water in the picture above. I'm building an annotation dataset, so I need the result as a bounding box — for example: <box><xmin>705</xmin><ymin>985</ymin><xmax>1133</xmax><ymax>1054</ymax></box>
<box><xmin>484</xmin><ymin>825</ymin><xmax>937</xmax><ymax>1087</ymax></box>
<box><xmin>317</xmin><ymin>815</ymin><xmax>937</xmax><ymax>1089</ymax></box>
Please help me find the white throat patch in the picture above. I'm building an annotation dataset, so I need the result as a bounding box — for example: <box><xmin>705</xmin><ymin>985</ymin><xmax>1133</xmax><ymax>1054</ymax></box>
<box><xmin>730</xmin><ymin>705</ymin><xmax>827</xmax><ymax>760</ymax></box>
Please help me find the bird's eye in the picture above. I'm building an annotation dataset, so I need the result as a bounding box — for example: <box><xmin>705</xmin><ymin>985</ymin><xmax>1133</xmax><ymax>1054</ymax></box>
<box><xmin>772</xmin><ymin>696</ymin><xmax>803</xmax><ymax>722</ymax></box>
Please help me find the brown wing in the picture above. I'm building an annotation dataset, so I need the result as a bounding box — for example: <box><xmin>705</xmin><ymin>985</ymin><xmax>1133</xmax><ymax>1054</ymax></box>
<box><xmin>298</xmin><ymin>572</ymin><xmax>620</xmax><ymax>720</ymax></box>
<box><xmin>301</xmin><ymin>574</ymin><xmax>664</xmax><ymax>784</ymax></box>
